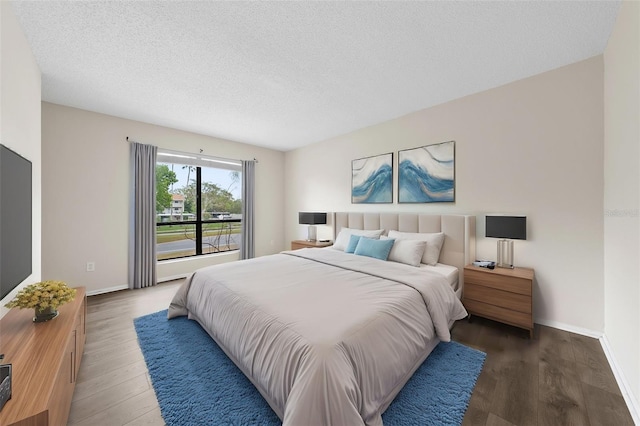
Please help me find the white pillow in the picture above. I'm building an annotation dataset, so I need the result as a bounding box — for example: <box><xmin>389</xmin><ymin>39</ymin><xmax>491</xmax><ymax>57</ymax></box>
<box><xmin>387</xmin><ymin>230</ymin><xmax>445</xmax><ymax>266</ymax></box>
<box><xmin>381</xmin><ymin>236</ymin><xmax>426</xmax><ymax>267</ymax></box>
<box><xmin>332</xmin><ymin>228</ymin><xmax>385</xmax><ymax>251</ymax></box>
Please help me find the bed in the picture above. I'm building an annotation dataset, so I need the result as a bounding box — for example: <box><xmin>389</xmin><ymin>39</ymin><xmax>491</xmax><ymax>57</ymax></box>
<box><xmin>168</xmin><ymin>212</ymin><xmax>476</xmax><ymax>426</ymax></box>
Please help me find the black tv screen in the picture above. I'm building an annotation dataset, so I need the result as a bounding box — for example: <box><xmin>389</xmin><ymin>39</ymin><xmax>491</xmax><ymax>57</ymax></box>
<box><xmin>0</xmin><ymin>144</ymin><xmax>32</xmax><ymax>300</ymax></box>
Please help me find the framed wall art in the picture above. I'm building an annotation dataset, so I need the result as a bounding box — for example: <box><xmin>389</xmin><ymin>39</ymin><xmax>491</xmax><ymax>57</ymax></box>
<box><xmin>351</xmin><ymin>152</ymin><xmax>393</xmax><ymax>204</ymax></box>
<box><xmin>398</xmin><ymin>141</ymin><xmax>455</xmax><ymax>203</ymax></box>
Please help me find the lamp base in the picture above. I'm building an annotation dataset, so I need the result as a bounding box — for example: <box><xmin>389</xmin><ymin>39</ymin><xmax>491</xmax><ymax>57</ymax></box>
<box><xmin>306</xmin><ymin>225</ymin><xmax>317</xmax><ymax>242</ymax></box>
<box><xmin>496</xmin><ymin>239</ymin><xmax>514</xmax><ymax>268</ymax></box>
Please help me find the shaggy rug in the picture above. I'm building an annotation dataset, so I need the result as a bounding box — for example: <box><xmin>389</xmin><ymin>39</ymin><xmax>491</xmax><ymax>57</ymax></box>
<box><xmin>134</xmin><ymin>310</ymin><xmax>485</xmax><ymax>425</ymax></box>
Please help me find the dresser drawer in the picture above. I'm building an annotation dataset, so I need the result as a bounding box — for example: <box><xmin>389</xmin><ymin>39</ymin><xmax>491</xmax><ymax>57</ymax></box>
<box><xmin>464</xmin><ymin>299</ymin><xmax>533</xmax><ymax>329</ymax></box>
<box><xmin>465</xmin><ymin>269</ymin><xmax>532</xmax><ymax>296</ymax></box>
<box><xmin>464</xmin><ymin>283</ymin><xmax>531</xmax><ymax>314</ymax></box>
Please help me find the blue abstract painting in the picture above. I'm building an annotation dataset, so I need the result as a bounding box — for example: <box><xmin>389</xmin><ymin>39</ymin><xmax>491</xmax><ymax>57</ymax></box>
<box><xmin>398</xmin><ymin>141</ymin><xmax>455</xmax><ymax>203</ymax></box>
<box><xmin>352</xmin><ymin>153</ymin><xmax>393</xmax><ymax>203</ymax></box>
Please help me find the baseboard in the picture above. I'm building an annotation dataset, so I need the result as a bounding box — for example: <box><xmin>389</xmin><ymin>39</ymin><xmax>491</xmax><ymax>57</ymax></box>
<box><xmin>600</xmin><ymin>336</ymin><xmax>640</xmax><ymax>425</ymax></box>
<box><xmin>85</xmin><ymin>278</ymin><xmax>187</xmax><ymax>297</ymax></box>
<box><xmin>86</xmin><ymin>284</ymin><xmax>128</xmax><ymax>296</ymax></box>
<box><xmin>158</xmin><ymin>274</ymin><xmax>190</xmax><ymax>283</ymax></box>
<box><xmin>534</xmin><ymin>318</ymin><xmax>603</xmax><ymax>339</ymax></box>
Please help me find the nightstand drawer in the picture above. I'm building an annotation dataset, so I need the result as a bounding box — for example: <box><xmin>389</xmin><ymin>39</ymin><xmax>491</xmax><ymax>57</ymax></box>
<box><xmin>465</xmin><ymin>269</ymin><xmax>532</xmax><ymax>296</ymax></box>
<box><xmin>465</xmin><ymin>283</ymin><xmax>531</xmax><ymax>314</ymax></box>
<box><xmin>464</xmin><ymin>299</ymin><xmax>533</xmax><ymax>329</ymax></box>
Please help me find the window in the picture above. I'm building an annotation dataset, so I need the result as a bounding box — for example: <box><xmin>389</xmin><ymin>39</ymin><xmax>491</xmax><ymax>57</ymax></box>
<box><xmin>156</xmin><ymin>150</ymin><xmax>242</xmax><ymax>261</ymax></box>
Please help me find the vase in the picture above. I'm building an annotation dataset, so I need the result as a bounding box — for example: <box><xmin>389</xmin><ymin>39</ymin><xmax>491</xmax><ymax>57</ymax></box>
<box><xmin>33</xmin><ymin>306</ymin><xmax>59</xmax><ymax>323</ymax></box>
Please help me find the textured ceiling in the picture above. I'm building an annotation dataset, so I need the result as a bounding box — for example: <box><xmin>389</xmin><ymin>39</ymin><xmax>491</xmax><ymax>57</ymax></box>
<box><xmin>11</xmin><ymin>1</ymin><xmax>620</xmax><ymax>152</ymax></box>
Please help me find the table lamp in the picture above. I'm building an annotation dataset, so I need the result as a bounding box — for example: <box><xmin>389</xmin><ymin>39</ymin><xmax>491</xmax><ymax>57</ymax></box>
<box><xmin>298</xmin><ymin>212</ymin><xmax>327</xmax><ymax>241</ymax></box>
<box><xmin>485</xmin><ymin>215</ymin><xmax>527</xmax><ymax>268</ymax></box>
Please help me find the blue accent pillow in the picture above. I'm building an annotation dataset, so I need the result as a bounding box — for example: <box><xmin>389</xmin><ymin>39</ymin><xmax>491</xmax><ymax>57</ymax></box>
<box><xmin>345</xmin><ymin>234</ymin><xmax>362</xmax><ymax>253</ymax></box>
<box><xmin>354</xmin><ymin>237</ymin><xmax>395</xmax><ymax>261</ymax></box>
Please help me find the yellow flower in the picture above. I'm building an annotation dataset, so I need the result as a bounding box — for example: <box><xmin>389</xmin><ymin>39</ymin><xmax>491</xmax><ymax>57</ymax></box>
<box><xmin>4</xmin><ymin>281</ymin><xmax>76</xmax><ymax>311</ymax></box>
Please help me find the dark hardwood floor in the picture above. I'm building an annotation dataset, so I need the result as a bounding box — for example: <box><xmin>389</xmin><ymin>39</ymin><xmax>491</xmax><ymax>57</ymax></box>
<box><xmin>453</xmin><ymin>317</ymin><xmax>635</xmax><ymax>426</ymax></box>
<box><xmin>68</xmin><ymin>280</ymin><xmax>635</xmax><ymax>425</ymax></box>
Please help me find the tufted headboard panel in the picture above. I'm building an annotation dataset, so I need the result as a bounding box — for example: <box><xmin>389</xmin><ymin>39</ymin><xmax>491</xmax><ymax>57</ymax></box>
<box><xmin>333</xmin><ymin>212</ymin><xmax>476</xmax><ymax>292</ymax></box>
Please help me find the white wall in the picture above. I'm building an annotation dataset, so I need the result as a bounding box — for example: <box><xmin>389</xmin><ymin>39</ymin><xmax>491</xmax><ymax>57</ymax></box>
<box><xmin>41</xmin><ymin>103</ymin><xmax>285</xmax><ymax>295</ymax></box>
<box><xmin>604</xmin><ymin>0</ymin><xmax>640</xmax><ymax>419</ymax></box>
<box><xmin>285</xmin><ymin>56</ymin><xmax>605</xmax><ymax>334</ymax></box>
<box><xmin>0</xmin><ymin>2</ymin><xmax>42</xmax><ymax>319</ymax></box>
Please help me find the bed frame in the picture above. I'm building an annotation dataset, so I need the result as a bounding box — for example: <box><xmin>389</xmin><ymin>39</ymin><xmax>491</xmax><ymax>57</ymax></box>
<box><xmin>333</xmin><ymin>212</ymin><xmax>476</xmax><ymax>294</ymax></box>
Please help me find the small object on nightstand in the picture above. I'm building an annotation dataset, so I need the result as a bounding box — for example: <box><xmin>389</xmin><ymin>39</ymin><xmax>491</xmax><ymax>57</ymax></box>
<box><xmin>472</xmin><ymin>260</ymin><xmax>495</xmax><ymax>269</ymax></box>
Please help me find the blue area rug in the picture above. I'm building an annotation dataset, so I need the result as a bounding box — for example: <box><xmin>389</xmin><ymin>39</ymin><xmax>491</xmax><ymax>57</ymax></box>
<box><xmin>134</xmin><ymin>310</ymin><xmax>485</xmax><ymax>426</ymax></box>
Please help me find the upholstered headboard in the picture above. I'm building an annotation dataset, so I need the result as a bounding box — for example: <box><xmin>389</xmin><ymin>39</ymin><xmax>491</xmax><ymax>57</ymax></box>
<box><xmin>333</xmin><ymin>212</ymin><xmax>476</xmax><ymax>291</ymax></box>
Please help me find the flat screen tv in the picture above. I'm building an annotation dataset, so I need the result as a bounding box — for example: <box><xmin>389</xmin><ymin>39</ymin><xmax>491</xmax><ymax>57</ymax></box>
<box><xmin>0</xmin><ymin>144</ymin><xmax>32</xmax><ymax>300</ymax></box>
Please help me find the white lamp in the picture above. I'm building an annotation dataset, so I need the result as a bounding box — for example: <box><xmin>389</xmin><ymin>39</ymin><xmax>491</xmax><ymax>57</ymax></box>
<box><xmin>485</xmin><ymin>215</ymin><xmax>527</xmax><ymax>268</ymax></box>
<box><xmin>298</xmin><ymin>212</ymin><xmax>327</xmax><ymax>241</ymax></box>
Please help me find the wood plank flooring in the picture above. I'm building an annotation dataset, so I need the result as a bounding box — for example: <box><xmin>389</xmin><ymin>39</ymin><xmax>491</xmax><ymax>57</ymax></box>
<box><xmin>68</xmin><ymin>280</ymin><xmax>635</xmax><ymax>425</ymax></box>
<box><xmin>454</xmin><ymin>317</ymin><xmax>635</xmax><ymax>426</ymax></box>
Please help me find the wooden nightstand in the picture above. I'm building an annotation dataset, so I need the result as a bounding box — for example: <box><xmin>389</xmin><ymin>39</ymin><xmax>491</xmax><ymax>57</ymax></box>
<box><xmin>291</xmin><ymin>240</ymin><xmax>333</xmax><ymax>250</ymax></box>
<box><xmin>463</xmin><ymin>265</ymin><xmax>535</xmax><ymax>338</ymax></box>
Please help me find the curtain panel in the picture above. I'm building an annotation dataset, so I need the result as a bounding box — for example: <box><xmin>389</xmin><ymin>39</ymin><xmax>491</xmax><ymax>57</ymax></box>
<box><xmin>241</xmin><ymin>160</ymin><xmax>255</xmax><ymax>259</ymax></box>
<box><xmin>129</xmin><ymin>142</ymin><xmax>158</xmax><ymax>289</ymax></box>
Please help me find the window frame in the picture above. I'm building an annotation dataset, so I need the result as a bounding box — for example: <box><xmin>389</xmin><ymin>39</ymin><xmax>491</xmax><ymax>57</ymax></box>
<box><xmin>156</xmin><ymin>150</ymin><xmax>242</xmax><ymax>261</ymax></box>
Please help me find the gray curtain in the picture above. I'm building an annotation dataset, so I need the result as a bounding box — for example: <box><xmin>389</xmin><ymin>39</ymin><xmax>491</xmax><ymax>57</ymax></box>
<box><xmin>129</xmin><ymin>142</ymin><xmax>158</xmax><ymax>289</ymax></box>
<box><xmin>240</xmin><ymin>160</ymin><xmax>255</xmax><ymax>259</ymax></box>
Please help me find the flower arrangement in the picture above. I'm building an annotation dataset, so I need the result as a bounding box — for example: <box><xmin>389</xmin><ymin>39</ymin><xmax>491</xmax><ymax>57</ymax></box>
<box><xmin>4</xmin><ymin>280</ymin><xmax>76</xmax><ymax>312</ymax></box>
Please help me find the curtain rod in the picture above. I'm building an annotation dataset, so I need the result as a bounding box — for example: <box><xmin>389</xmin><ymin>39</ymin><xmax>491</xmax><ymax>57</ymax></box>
<box><xmin>126</xmin><ymin>136</ymin><xmax>258</xmax><ymax>163</ymax></box>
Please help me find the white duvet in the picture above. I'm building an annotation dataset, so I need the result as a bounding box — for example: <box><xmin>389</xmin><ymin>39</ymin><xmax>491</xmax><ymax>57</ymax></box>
<box><xmin>168</xmin><ymin>248</ymin><xmax>467</xmax><ymax>425</ymax></box>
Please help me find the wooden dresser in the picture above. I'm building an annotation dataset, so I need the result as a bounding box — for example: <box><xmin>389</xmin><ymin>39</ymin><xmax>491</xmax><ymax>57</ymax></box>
<box><xmin>0</xmin><ymin>287</ymin><xmax>86</xmax><ymax>426</ymax></box>
<box><xmin>463</xmin><ymin>266</ymin><xmax>534</xmax><ymax>338</ymax></box>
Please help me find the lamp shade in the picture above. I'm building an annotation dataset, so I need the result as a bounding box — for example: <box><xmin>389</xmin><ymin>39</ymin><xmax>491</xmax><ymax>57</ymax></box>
<box><xmin>298</xmin><ymin>212</ymin><xmax>327</xmax><ymax>225</ymax></box>
<box><xmin>485</xmin><ymin>215</ymin><xmax>527</xmax><ymax>240</ymax></box>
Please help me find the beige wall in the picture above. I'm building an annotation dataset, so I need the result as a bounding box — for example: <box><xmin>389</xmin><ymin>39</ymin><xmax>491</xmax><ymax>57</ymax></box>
<box><xmin>41</xmin><ymin>103</ymin><xmax>285</xmax><ymax>295</ymax></box>
<box><xmin>0</xmin><ymin>2</ymin><xmax>42</xmax><ymax>318</ymax></box>
<box><xmin>285</xmin><ymin>56</ymin><xmax>605</xmax><ymax>334</ymax></box>
<box><xmin>604</xmin><ymin>0</ymin><xmax>640</xmax><ymax>418</ymax></box>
